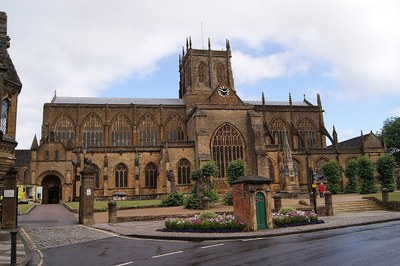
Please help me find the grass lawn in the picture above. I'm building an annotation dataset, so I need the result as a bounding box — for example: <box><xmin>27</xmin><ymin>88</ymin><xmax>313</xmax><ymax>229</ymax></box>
<box><xmin>18</xmin><ymin>203</ymin><xmax>34</xmax><ymax>215</ymax></box>
<box><xmin>366</xmin><ymin>191</ymin><xmax>400</xmax><ymax>201</ymax></box>
<box><xmin>65</xmin><ymin>199</ymin><xmax>162</xmax><ymax>211</ymax></box>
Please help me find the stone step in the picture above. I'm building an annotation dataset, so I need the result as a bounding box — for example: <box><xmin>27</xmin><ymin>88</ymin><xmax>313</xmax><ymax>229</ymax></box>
<box><xmin>332</xmin><ymin>200</ymin><xmax>384</xmax><ymax>212</ymax></box>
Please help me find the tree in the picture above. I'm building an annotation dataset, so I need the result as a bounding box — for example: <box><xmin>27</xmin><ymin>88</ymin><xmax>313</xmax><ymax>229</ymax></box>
<box><xmin>226</xmin><ymin>159</ymin><xmax>246</xmax><ymax>185</ymax></box>
<box><xmin>357</xmin><ymin>156</ymin><xmax>377</xmax><ymax>194</ymax></box>
<box><xmin>322</xmin><ymin>160</ymin><xmax>342</xmax><ymax>194</ymax></box>
<box><xmin>344</xmin><ymin>159</ymin><xmax>359</xmax><ymax>193</ymax></box>
<box><xmin>225</xmin><ymin>159</ymin><xmax>247</xmax><ymax>205</ymax></box>
<box><xmin>376</xmin><ymin>154</ymin><xmax>396</xmax><ymax>191</ymax></box>
<box><xmin>382</xmin><ymin>117</ymin><xmax>400</xmax><ymax>163</ymax></box>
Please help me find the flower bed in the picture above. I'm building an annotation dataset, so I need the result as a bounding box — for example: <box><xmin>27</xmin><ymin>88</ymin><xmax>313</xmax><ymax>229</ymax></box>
<box><xmin>273</xmin><ymin>210</ymin><xmax>323</xmax><ymax>227</ymax></box>
<box><xmin>164</xmin><ymin>212</ymin><xmax>246</xmax><ymax>232</ymax></box>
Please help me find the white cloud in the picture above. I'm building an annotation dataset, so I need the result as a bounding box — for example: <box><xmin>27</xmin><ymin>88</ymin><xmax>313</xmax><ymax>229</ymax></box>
<box><xmin>2</xmin><ymin>0</ymin><xmax>400</xmax><ymax>148</ymax></box>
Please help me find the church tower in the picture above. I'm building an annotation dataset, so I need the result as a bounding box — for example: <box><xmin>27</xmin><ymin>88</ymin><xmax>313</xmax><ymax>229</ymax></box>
<box><xmin>179</xmin><ymin>37</ymin><xmax>235</xmax><ymax>109</ymax></box>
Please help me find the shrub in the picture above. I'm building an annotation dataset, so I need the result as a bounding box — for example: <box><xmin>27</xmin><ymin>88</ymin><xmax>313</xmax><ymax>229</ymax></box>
<box><xmin>344</xmin><ymin>159</ymin><xmax>359</xmax><ymax>193</ymax></box>
<box><xmin>322</xmin><ymin>160</ymin><xmax>342</xmax><ymax>194</ymax></box>
<box><xmin>184</xmin><ymin>194</ymin><xmax>201</xmax><ymax>209</ymax></box>
<box><xmin>223</xmin><ymin>192</ymin><xmax>233</xmax><ymax>205</ymax></box>
<box><xmin>376</xmin><ymin>155</ymin><xmax>396</xmax><ymax>191</ymax></box>
<box><xmin>198</xmin><ymin>211</ymin><xmax>217</xmax><ymax>220</ymax></box>
<box><xmin>278</xmin><ymin>206</ymin><xmax>296</xmax><ymax>215</ymax></box>
<box><xmin>161</xmin><ymin>192</ymin><xmax>184</xmax><ymax>207</ymax></box>
<box><xmin>357</xmin><ymin>156</ymin><xmax>377</xmax><ymax>194</ymax></box>
<box><xmin>203</xmin><ymin>188</ymin><xmax>218</xmax><ymax>202</ymax></box>
<box><xmin>226</xmin><ymin>159</ymin><xmax>246</xmax><ymax>185</ymax></box>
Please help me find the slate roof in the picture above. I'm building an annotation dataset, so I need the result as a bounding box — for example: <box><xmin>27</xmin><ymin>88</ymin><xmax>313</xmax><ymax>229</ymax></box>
<box><xmin>52</xmin><ymin>96</ymin><xmax>185</xmax><ymax>105</ymax></box>
<box><xmin>244</xmin><ymin>100</ymin><xmax>310</xmax><ymax>106</ymax></box>
<box><xmin>328</xmin><ymin>133</ymin><xmax>375</xmax><ymax>149</ymax></box>
<box><xmin>15</xmin><ymin>149</ymin><xmax>30</xmax><ymax>166</ymax></box>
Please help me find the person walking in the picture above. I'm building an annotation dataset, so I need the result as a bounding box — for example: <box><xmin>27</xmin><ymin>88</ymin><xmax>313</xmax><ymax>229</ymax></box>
<box><xmin>319</xmin><ymin>182</ymin><xmax>325</xmax><ymax>198</ymax></box>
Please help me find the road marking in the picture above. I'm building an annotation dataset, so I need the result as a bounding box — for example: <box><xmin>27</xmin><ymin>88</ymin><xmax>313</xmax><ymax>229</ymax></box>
<box><xmin>242</xmin><ymin>237</ymin><xmax>265</xmax><ymax>242</ymax></box>
<box><xmin>115</xmin><ymin>262</ymin><xmax>133</xmax><ymax>266</ymax></box>
<box><xmin>20</xmin><ymin>227</ymin><xmax>44</xmax><ymax>265</ymax></box>
<box><xmin>152</xmin><ymin>250</ymin><xmax>183</xmax><ymax>258</ymax></box>
<box><xmin>201</xmin><ymin>243</ymin><xmax>224</xmax><ymax>249</ymax></box>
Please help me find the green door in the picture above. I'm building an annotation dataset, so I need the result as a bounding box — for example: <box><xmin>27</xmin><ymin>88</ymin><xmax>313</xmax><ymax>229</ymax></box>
<box><xmin>256</xmin><ymin>192</ymin><xmax>266</xmax><ymax>230</ymax></box>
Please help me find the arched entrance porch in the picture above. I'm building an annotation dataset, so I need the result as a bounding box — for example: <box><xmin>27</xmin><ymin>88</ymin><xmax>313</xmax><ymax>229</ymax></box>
<box><xmin>41</xmin><ymin>175</ymin><xmax>62</xmax><ymax>204</ymax></box>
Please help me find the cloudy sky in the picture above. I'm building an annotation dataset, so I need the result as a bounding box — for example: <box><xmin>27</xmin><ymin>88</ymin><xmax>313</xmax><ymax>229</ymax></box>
<box><xmin>3</xmin><ymin>0</ymin><xmax>400</xmax><ymax>149</ymax></box>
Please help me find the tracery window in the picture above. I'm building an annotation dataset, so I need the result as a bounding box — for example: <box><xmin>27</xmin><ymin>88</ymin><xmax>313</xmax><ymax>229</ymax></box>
<box><xmin>53</xmin><ymin>113</ymin><xmax>75</xmax><ymax>143</ymax></box>
<box><xmin>115</xmin><ymin>163</ymin><xmax>128</xmax><ymax>188</ymax></box>
<box><xmin>44</xmin><ymin>151</ymin><xmax>49</xmax><ymax>161</ymax></box>
<box><xmin>298</xmin><ymin>117</ymin><xmax>317</xmax><ymax>149</ymax></box>
<box><xmin>82</xmin><ymin>113</ymin><xmax>103</xmax><ymax>148</ymax></box>
<box><xmin>315</xmin><ymin>157</ymin><xmax>328</xmax><ymax>175</ymax></box>
<box><xmin>111</xmin><ymin>114</ymin><xmax>131</xmax><ymax>147</ymax></box>
<box><xmin>293</xmin><ymin>159</ymin><xmax>302</xmax><ymax>182</ymax></box>
<box><xmin>0</xmin><ymin>99</ymin><xmax>10</xmax><ymax>133</ymax></box>
<box><xmin>93</xmin><ymin>164</ymin><xmax>100</xmax><ymax>189</ymax></box>
<box><xmin>269</xmin><ymin>117</ymin><xmax>289</xmax><ymax>147</ymax></box>
<box><xmin>268</xmin><ymin>158</ymin><xmax>275</xmax><ymax>180</ymax></box>
<box><xmin>177</xmin><ymin>158</ymin><xmax>191</xmax><ymax>185</ymax></box>
<box><xmin>198</xmin><ymin>62</ymin><xmax>207</xmax><ymax>83</ymax></box>
<box><xmin>211</xmin><ymin>123</ymin><xmax>245</xmax><ymax>178</ymax></box>
<box><xmin>165</xmin><ymin>113</ymin><xmax>185</xmax><ymax>141</ymax></box>
<box><xmin>138</xmin><ymin>113</ymin><xmax>158</xmax><ymax>146</ymax></box>
<box><xmin>216</xmin><ymin>63</ymin><xmax>226</xmax><ymax>83</ymax></box>
<box><xmin>145</xmin><ymin>162</ymin><xmax>158</xmax><ymax>188</ymax></box>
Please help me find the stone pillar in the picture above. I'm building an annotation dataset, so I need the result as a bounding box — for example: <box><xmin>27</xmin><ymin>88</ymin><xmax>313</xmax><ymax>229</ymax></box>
<box><xmin>324</xmin><ymin>191</ymin><xmax>333</xmax><ymax>216</ymax></box>
<box><xmin>108</xmin><ymin>200</ymin><xmax>117</xmax><ymax>223</ymax></box>
<box><xmin>201</xmin><ymin>196</ymin><xmax>210</xmax><ymax>210</ymax></box>
<box><xmin>381</xmin><ymin>188</ymin><xmax>389</xmax><ymax>203</ymax></box>
<box><xmin>273</xmin><ymin>193</ymin><xmax>282</xmax><ymax>212</ymax></box>
<box><xmin>1</xmin><ymin>167</ymin><xmax>18</xmax><ymax>229</ymax></box>
<box><xmin>79</xmin><ymin>163</ymin><xmax>95</xmax><ymax>225</ymax></box>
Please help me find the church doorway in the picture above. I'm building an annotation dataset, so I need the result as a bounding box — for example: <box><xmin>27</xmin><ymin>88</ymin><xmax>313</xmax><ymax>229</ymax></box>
<box><xmin>41</xmin><ymin>175</ymin><xmax>62</xmax><ymax>204</ymax></box>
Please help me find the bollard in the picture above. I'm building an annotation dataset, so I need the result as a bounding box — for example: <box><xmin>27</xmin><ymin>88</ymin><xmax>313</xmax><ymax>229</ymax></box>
<box><xmin>201</xmin><ymin>196</ymin><xmax>210</xmax><ymax>210</ymax></box>
<box><xmin>273</xmin><ymin>193</ymin><xmax>282</xmax><ymax>212</ymax></box>
<box><xmin>324</xmin><ymin>191</ymin><xmax>333</xmax><ymax>216</ymax></box>
<box><xmin>10</xmin><ymin>230</ymin><xmax>17</xmax><ymax>266</ymax></box>
<box><xmin>381</xmin><ymin>188</ymin><xmax>389</xmax><ymax>203</ymax></box>
<box><xmin>108</xmin><ymin>200</ymin><xmax>117</xmax><ymax>223</ymax></box>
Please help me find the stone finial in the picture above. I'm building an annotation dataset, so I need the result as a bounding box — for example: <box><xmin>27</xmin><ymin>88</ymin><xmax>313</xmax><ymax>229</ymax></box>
<box><xmin>317</xmin><ymin>93</ymin><xmax>321</xmax><ymax>107</ymax></box>
<box><xmin>289</xmin><ymin>92</ymin><xmax>292</xmax><ymax>106</ymax></box>
<box><xmin>189</xmin><ymin>36</ymin><xmax>192</xmax><ymax>49</ymax></box>
<box><xmin>208</xmin><ymin>37</ymin><xmax>211</xmax><ymax>50</ymax></box>
<box><xmin>262</xmin><ymin>92</ymin><xmax>265</xmax><ymax>106</ymax></box>
<box><xmin>226</xmin><ymin>39</ymin><xmax>230</xmax><ymax>51</ymax></box>
<box><xmin>31</xmin><ymin>134</ymin><xmax>39</xmax><ymax>150</ymax></box>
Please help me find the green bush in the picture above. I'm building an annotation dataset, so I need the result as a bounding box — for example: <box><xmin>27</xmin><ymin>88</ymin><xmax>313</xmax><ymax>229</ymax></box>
<box><xmin>357</xmin><ymin>156</ymin><xmax>377</xmax><ymax>194</ymax></box>
<box><xmin>198</xmin><ymin>211</ymin><xmax>217</xmax><ymax>220</ymax></box>
<box><xmin>161</xmin><ymin>192</ymin><xmax>184</xmax><ymax>207</ymax></box>
<box><xmin>322</xmin><ymin>160</ymin><xmax>342</xmax><ymax>194</ymax></box>
<box><xmin>344</xmin><ymin>159</ymin><xmax>359</xmax><ymax>193</ymax></box>
<box><xmin>278</xmin><ymin>206</ymin><xmax>296</xmax><ymax>215</ymax></box>
<box><xmin>376</xmin><ymin>155</ymin><xmax>396</xmax><ymax>191</ymax></box>
<box><xmin>227</xmin><ymin>159</ymin><xmax>246</xmax><ymax>185</ymax></box>
<box><xmin>184</xmin><ymin>194</ymin><xmax>201</xmax><ymax>209</ymax></box>
<box><xmin>223</xmin><ymin>192</ymin><xmax>233</xmax><ymax>205</ymax></box>
<box><xmin>203</xmin><ymin>188</ymin><xmax>218</xmax><ymax>202</ymax></box>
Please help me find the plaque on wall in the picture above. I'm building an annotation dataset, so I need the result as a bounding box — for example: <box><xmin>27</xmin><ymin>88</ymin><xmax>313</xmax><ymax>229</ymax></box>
<box><xmin>4</xmin><ymin>189</ymin><xmax>15</xmax><ymax>198</ymax></box>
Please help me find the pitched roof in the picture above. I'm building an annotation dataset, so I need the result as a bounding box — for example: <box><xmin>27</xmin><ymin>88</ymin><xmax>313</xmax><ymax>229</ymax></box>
<box><xmin>52</xmin><ymin>96</ymin><xmax>185</xmax><ymax>106</ymax></box>
<box><xmin>15</xmin><ymin>149</ymin><xmax>30</xmax><ymax>166</ymax></box>
<box><xmin>329</xmin><ymin>132</ymin><xmax>382</xmax><ymax>149</ymax></box>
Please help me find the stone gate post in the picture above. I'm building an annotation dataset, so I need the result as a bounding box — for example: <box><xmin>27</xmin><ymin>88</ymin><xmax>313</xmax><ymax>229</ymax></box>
<box><xmin>1</xmin><ymin>167</ymin><xmax>18</xmax><ymax>229</ymax></box>
<box><xmin>79</xmin><ymin>160</ymin><xmax>95</xmax><ymax>225</ymax></box>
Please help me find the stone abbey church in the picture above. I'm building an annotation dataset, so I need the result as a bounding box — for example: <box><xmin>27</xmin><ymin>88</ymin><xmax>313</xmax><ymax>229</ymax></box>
<box><xmin>15</xmin><ymin>38</ymin><xmax>386</xmax><ymax>204</ymax></box>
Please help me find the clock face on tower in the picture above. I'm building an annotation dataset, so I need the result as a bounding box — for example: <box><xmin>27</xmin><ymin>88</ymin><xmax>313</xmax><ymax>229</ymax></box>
<box><xmin>218</xmin><ymin>86</ymin><xmax>230</xmax><ymax>97</ymax></box>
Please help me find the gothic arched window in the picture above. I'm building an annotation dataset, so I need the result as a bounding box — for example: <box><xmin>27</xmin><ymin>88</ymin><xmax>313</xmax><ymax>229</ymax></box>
<box><xmin>268</xmin><ymin>158</ymin><xmax>275</xmax><ymax>180</ymax></box>
<box><xmin>145</xmin><ymin>162</ymin><xmax>158</xmax><ymax>188</ymax></box>
<box><xmin>177</xmin><ymin>158</ymin><xmax>191</xmax><ymax>185</ymax></box>
<box><xmin>315</xmin><ymin>157</ymin><xmax>328</xmax><ymax>175</ymax></box>
<box><xmin>111</xmin><ymin>114</ymin><xmax>131</xmax><ymax>147</ymax></box>
<box><xmin>198</xmin><ymin>62</ymin><xmax>207</xmax><ymax>83</ymax></box>
<box><xmin>92</xmin><ymin>164</ymin><xmax>100</xmax><ymax>189</ymax></box>
<box><xmin>216</xmin><ymin>63</ymin><xmax>226</xmax><ymax>83</ymax></box>
<box><xmin>211</xmin><ymin>123</ymin><xmax>245</xmax><ymax>178</ymax></box>
<box><xmin>53</xmin><ymin>113</ymin><xmax>75</xmax><ymax>143</ymax></box>
<box><xmin>115</xmin><ymin>163</ymin><xmax>128</xmax><ymax>188</ymax></box>
<box><xmin>82</xmin><ymin>113</ymin><xmax>103</xmax><ymax>148</ymax></box>
<box><xmin>0</xmin><ymin>99</ymin><xmax>10</xmax><ymax>133</ymax></box>
<box><xmin>297</xmin><ymin>117</ymin><xmax>317</xmax><ymax>149</ymax></box>
<box><xmin>269</xmin><ymin>117</ymin><xmax>289</xmax><ymax>147</ymax></box>
<box><xmin>138</xmin><ymin>113</ymin><xmax>158</xmax><ymax>146</ymax></box>
<box><xmin>165</xmin><ymin>113</ymin><xmax>185</xmax><ymax>141</ymax></box>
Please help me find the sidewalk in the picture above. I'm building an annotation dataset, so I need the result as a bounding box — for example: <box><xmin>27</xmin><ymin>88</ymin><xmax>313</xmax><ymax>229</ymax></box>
<box><xmin>0</xmin><ymin>229</ymin><xmax>30</xmax><ymax>266</ymax></box>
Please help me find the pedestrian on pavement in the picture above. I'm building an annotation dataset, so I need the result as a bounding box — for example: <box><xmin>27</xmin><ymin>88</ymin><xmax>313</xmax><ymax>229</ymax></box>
<box><xmin>319</xmin><ymin>182</ymin><xmax>325</xmax><ymax>198</ymax></box>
